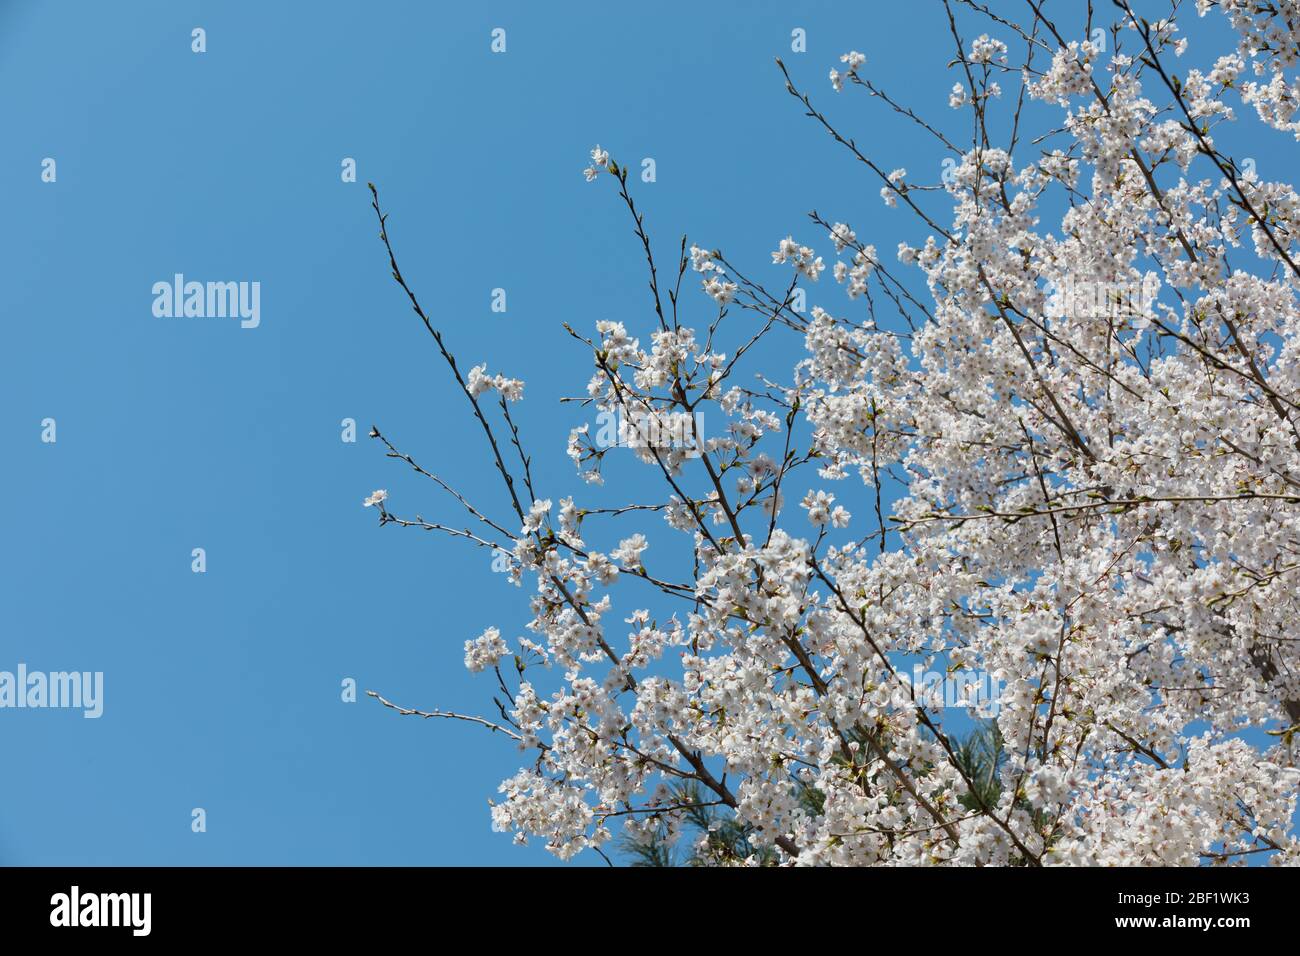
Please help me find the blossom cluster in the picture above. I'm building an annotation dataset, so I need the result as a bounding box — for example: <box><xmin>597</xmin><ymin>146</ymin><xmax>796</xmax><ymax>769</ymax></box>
<box><xmin>373</xmin><ymin>3</ymin><xmax>1300</xmax><ymax>866</ymax></box>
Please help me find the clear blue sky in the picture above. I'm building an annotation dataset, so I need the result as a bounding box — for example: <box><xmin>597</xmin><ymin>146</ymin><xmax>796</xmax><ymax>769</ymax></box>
<box><xmin>0</xmin><ymin>1</ymin><xmax>1263</xmax><ymax>865</ymax></box>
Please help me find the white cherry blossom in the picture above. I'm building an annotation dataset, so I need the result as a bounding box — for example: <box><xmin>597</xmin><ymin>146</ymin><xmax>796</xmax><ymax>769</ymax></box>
<box><xmin>373</xmin><ymin>3</ymin><xmax>1300</xmax><ymax>867</ymax></box>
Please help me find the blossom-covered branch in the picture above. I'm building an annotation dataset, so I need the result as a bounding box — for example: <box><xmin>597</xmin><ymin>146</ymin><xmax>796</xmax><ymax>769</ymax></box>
<box><xmin>363</xmin><ymin>0</ymin><xmax>1300</xmax><ymax>866</ymax></box>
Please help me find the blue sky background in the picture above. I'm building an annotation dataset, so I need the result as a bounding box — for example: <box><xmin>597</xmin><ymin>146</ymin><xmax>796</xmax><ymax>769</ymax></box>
<box><xmin>0</xmin><ymin>1</ymin><xmax>1270</xmax><ymax>865</ymax></box>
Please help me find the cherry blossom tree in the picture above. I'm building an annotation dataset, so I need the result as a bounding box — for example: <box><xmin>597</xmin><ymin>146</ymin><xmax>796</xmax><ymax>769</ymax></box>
<box><xmin>364</xmin><ymin>0</ymin><xmax>1300</xmax><ymax>865</ymax></box>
